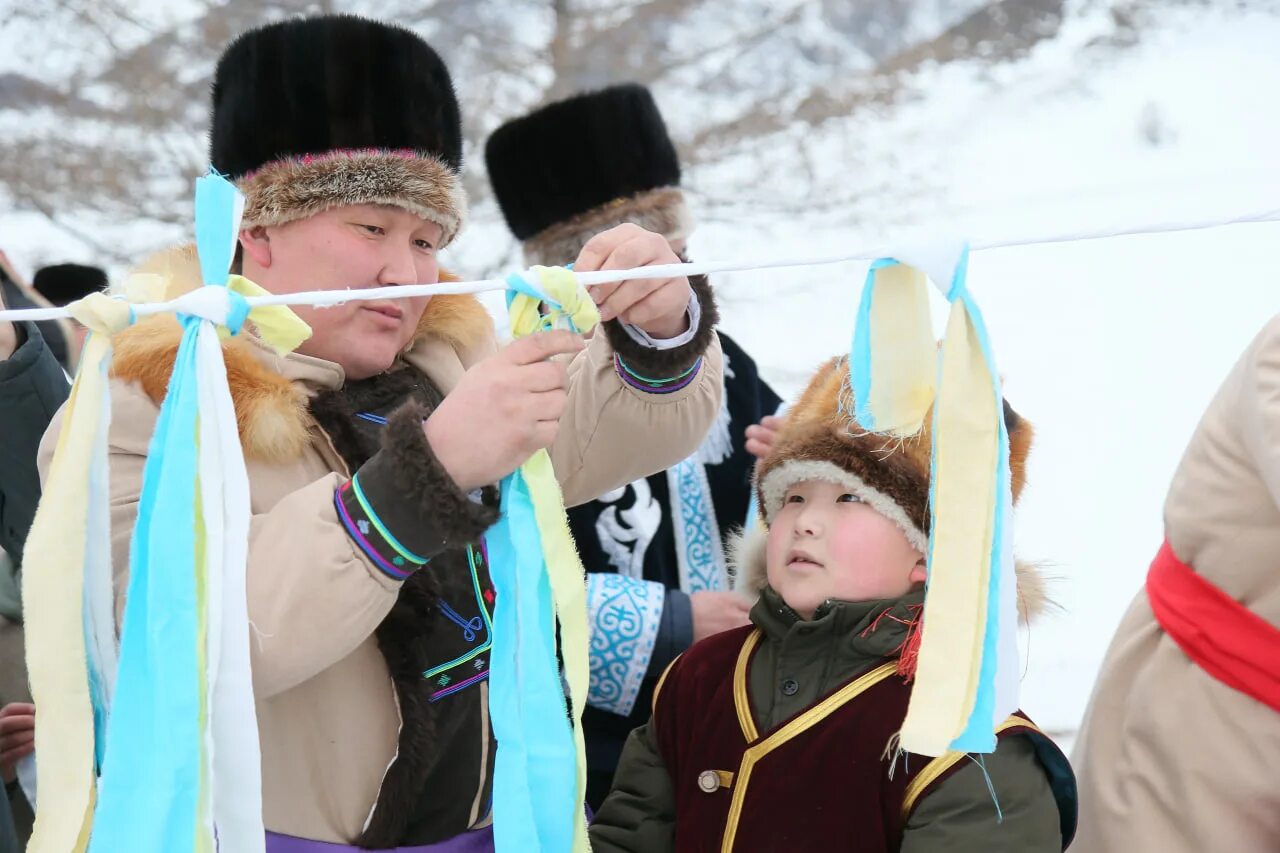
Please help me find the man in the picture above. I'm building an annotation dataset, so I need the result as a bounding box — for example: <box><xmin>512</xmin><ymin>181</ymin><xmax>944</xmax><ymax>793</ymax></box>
<box><xmin>486</xmin><ymin>83</ymin><xmax>783</xmax><ymax>806</ymax></box>
<box><xmin>37</xmin><ymin>16</ymin><xmax>722</xmax><ymax>851</ymax></box>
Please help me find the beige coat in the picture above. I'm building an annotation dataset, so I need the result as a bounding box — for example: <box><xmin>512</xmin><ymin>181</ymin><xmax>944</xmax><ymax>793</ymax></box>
<box><xmin>39</xmin><ymin>246</ymin><xmax>723</xmax><ymax>843</ymax></box>
<box><xmin>1070</xmin><ymin>315</ymin><xmax>1280</xmax><ymax>851</ymax></box>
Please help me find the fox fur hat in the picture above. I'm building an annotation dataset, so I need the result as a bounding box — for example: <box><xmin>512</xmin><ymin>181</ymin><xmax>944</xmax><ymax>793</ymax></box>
<box><xmin>737</xmin><ymin>355</ymin><xmax>1047</xmax><ymax>622</ymax></box>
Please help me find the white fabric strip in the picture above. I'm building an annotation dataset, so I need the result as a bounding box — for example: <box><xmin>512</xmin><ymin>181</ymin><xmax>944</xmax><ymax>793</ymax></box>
<box><xmin>83</xmin><ymin>351</ymin><xmax>118</xmax><ymax>724</ymax></box>
<box><xmin>195</xmin><ymin>322</ymin><xmax>265</xmax><ymax>853</ymax></box>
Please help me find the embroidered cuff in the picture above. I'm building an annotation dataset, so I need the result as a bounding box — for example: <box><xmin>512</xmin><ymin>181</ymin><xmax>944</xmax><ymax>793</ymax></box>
<box><xmin>336</xmin><ymin>401</ymin><xmax>499</xmax><ymax>581</ymax></box>
<box><xmin>602</xmin><ymin>273</ymin><xmax>717</xmax><ymax>384</ymax></box>
<box><xmin>335</xmin><ymin>476</ymin><xmax>426</xmax><ymax>581</ymax></box>
<box><xmin>651</xmin><ymin>588</ymin><xmax>692</xmax><ymax>674</ymax></box>
<box><xmin>587</xmin><ymin>573</ymin><xmax>665</xmax><ymax>716</ymax></box>
<box><xmin>613</xmin><ymin>353</ymin><xmax>703</xmax><ymax>394</ymax></box>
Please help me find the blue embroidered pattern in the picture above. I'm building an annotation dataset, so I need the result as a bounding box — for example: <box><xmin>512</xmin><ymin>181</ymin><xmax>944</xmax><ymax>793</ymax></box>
<box><xmin>438</xmin><ymin>599</ymin><xmax>484</xmax><ymax>643</ymax></box>
<box><xmin>424</xmin><ymin>544</ymin><xmax>493</xmax><ymax>701</ymax></box>
<box><xmin>667</xmin><ymin>456</ymin><xmax>728</xmax><ymax>594</ymax></box>
<box><xmin>586</xmin><ymin>573</ymin><xmax>664</xmax><ymax>716</ymax></box>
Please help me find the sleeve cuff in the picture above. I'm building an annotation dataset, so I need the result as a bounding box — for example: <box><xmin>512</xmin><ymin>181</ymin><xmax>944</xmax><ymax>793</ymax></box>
<box><xmin>587</xmin><ymin>573</ymin><xmax>666</xmax><ymax>716</ymax></box>
<box><xmin>602</xmin><ymin>274</ymin><xmax>718</xmax><ymax>391</ymax></box>
<box><xmin>335</xmin><ymin>401</ymin><xmax>499</xmax><ymax>581</ymax></box>
<box><xmin>649</xmin><ymin>588</ymin><xmax>692</xmax><ymax>673</ymax></box>
<box><xmin>619</xmin><ymin>290</ymin><xmax>702</xmax><ymax>350</ymax></box>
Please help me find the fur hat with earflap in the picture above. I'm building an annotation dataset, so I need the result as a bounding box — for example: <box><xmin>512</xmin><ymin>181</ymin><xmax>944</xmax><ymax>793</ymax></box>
<box><xmin>731</xmin><ymin>355</ymin><xmax>1048</xmax><ymax>626</ymax></box>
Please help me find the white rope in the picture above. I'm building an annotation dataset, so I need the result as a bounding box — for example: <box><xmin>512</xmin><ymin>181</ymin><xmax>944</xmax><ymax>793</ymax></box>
<box><xmin>2</xmin><ymin>206</ymin><xmax>1278</xmax><ymax>323</ymax></box>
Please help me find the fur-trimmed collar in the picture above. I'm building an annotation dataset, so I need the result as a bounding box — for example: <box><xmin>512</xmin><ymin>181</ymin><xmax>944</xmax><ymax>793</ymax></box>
<box><xmin>109</xmin><ymin>244</ymin><xmax>494</xmax><ymax>463</ymax></box>
<box><xmin>729</xmin><ymin>525</ymin><xmax>1051</xmax><ymax>624</ymax></box>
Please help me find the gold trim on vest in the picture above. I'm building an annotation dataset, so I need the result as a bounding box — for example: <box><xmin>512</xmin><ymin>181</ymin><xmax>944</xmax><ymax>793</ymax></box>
<box><xmin>900</xmin><ymin>715</ymin><xmax>1049</xmax><ymax>819</ymax></box>
<box><xmin>721</xmin><ymin>651</ymin><xmax>898</xmax><ymax>852</ymax></box>
<box><xmin>732</xmin><ymin>630</ymin><xmax>764</xmax><ymax>742</ymax></box>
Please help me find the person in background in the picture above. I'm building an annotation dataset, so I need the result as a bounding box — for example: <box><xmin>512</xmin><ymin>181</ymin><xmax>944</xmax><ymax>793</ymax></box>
<box><xmin>31</xmin><ymin>263</ymin><xmax>109</xmax><ymax>362</ymax></box>
<box><xmin>0</xmin><ymin>253</ymin><xmax>74</xmax><ymax>373</ymax></box>
<box><xmin>1071</xmin><ymin>313</ymin><xmax>1280</xmax><ymax>852</ymax></box>
<box><xmin>0</xmin><ymin>255</ymin><xmax>69</xmax><ymax>851</ymax></box>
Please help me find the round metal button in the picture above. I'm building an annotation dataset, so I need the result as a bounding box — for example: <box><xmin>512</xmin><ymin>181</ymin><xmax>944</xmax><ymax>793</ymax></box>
<box><xmin>781</xmin><ymin>678</ymin><xmax>799</xmax><ymax>696</ymax></box>
<box><xmin>698</xmin><ymin>770</ymin><xmax>721</xmax><ymax>793</ymax></box>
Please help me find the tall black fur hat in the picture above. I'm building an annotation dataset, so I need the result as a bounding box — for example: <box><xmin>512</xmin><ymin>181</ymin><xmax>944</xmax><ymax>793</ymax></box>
<box><xmin>485</xmin><ymin>83</ymin><xmax>693</xmax><ymax>265</ymax></box>
<box><xmin>32</xmin><ymin>263</ymin><xmax>108</xmax><ymax>307</ymax></box>
<box><xmin>210</xmin><ymin>15</ymin><xmax>467</xmax><ymax>245</ymax></box>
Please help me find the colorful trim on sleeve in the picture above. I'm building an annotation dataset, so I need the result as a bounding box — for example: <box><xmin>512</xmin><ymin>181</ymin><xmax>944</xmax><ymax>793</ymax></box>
<box><xmin>335</xmin><ymin>474</ymin><xmax>430</xmax><ymax>581</ymax></box>
<box><xmin>613</xmin><ymin>353</ymin><xmax>703</xmax><ymax>395</ymax></box>
<box><xmin>587</xmin><ymin>573</ymin><xmax>665</xmax><ymax>716</ymax></box>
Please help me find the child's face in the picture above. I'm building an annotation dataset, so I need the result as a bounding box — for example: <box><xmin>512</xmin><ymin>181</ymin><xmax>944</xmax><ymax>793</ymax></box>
<box><xmin>765</xmin><ymin>479</ymin><xmax>927</xmax><ymax>619</ymax></box>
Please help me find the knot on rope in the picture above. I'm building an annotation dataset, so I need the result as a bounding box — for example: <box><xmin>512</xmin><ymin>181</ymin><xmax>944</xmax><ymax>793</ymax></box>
<box><xmin>66</xmin><ymin>292</ymin><xmax>136</xmax><ymax>338</ymax></box>
<box><xmin>226</xmin><ymin>275</ymin><xmax>312</xmax><ymax>355</ymax></box>
<box><xmin>506</xmin><ymin>266</ymin><xmax>600</xmax><ymax>338</ymax></box>
<box><xmin>170</xmin><ymin>285</ymin><xmax>251</xmax><ymax>334</ymax></box>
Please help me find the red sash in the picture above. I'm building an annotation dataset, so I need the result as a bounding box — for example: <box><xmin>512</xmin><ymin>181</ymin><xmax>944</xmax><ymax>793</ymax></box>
<box><xmin>1146</xmin><ymin>540</ymin><xmax>1280</xmax><ymax>713</ymax></box>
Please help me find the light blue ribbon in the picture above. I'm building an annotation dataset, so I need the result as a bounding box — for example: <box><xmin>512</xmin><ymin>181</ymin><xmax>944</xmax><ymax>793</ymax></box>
<box><xmin>90</xmin><ymin>318</ymin><xmax>203</xmax><ymax>851</ymax></box>
<box><xmin>90</xmin><ymin>168</ymin><xmax>243</xmax><ymax>850</ymax></box>
<box><xmin>485</xmin><ymin>471</ymin><xmax>577</xmax><ymax>853</ymax></box>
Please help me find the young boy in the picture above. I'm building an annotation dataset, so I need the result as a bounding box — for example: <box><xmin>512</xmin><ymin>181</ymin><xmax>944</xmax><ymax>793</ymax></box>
<box><xmin>589</xmin><ymin>356</ymin><xmax>1078</xmax><ymax>852</ymax></box>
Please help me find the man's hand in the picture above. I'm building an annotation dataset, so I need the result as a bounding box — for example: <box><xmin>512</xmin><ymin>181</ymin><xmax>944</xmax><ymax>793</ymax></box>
<box><xmin>574</xmin><ymin>223</ymin><xmax>692</xmax><ymax>339</ymax></box>
<box><xmin>425</xmin><ymin>330</ymin><xmax>585</xmax><ymax>492</ymax></box>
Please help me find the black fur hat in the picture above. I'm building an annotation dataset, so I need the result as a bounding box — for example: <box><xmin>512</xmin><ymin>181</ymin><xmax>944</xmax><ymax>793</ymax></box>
<box><xmin>32</xmin><ymin>263</ymin><xmax>108</xmax><ymax>307</ymax></box>
<box><xmin>485</xmin><ymin>83</ymin><xmax>693</xmax><ymax>265</ymax></box>
<box><xmin>210</xmin><ymin>15</ymin><xmax>467</xmax><ymax>245</ymax></box>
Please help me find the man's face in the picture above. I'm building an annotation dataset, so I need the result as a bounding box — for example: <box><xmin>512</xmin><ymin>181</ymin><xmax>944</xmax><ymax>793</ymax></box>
<box><xmin>240</xmin><ymin>204</ymin><xmax>443</xmax><ymax>380</ymax></box>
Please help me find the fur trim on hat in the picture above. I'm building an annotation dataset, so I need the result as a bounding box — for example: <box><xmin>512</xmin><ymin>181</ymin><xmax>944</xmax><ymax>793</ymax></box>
<box><xmin>239</xmin><ymin>150</ymin><xmax>467</xmax><ymax>246</ymax></box>
<box><xmin>759</xmin><ymin>459</ymin><xmax>929</xmax><ymax>553</ymax></box>
<box><xmin>521</xmin><ymin>187</ymin><xmax>693</xmax><ymax>267</ymax></box>
<box><xmin>210</xmin><ymin>16</ymin><xmax>465</xmax><ymax>244</ymax></box>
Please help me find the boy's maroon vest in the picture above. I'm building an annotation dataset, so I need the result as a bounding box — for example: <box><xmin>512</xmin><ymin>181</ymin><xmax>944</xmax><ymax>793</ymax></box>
<box><xmin>652</xmin><ymin>626</ymin><xmax>1076</xmax><ymax>852</ymax></box>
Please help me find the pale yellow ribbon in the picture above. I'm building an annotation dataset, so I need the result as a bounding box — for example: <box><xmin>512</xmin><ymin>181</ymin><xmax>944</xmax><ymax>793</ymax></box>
<box><xmin>23</xmin><ymin>277</ymin><xmax>307</xmax><ymax>853</ymax></box>
<box><xmin>898</xmin><ymin>299</ymin><xmax>1001</xmax><ymax>756</ymax></box>
<box><xmin>851</xmin><ymin>258</ymin><xmax>1009</xmax><ymax>757</ymax></box>
<box><xmin>508</xmin><ymin>267</ymin><xmax>598</xmax><ymax>853</ymax></box>
<box><xmin>861</xmin><ymin>263</ymin><xmax>936</xmax><ymax>436</ymax></box>
<box><xmin>24</xmin><ymin>293</ymin><xmax>133</xmax><ymax>853</ymax></box>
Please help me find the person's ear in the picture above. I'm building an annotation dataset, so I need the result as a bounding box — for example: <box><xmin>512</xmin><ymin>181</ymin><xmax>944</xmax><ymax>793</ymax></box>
<box><xmin>238</xmin><ymin>226</ymin><xmax>273</xmax><ymax>269</ymax></box>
